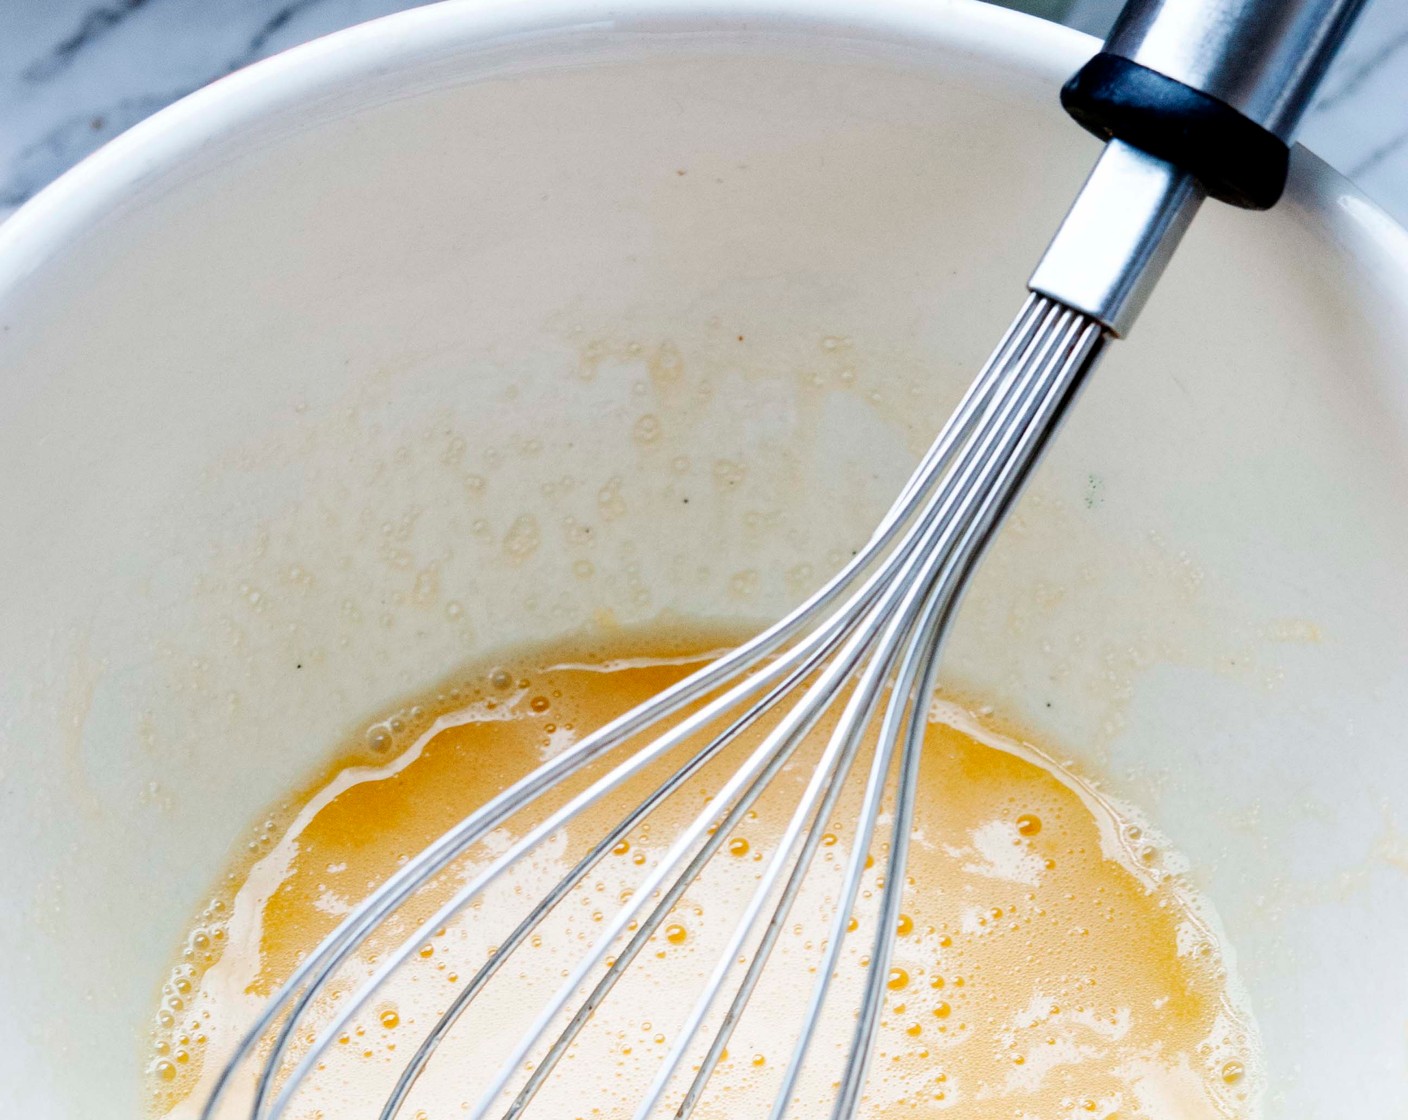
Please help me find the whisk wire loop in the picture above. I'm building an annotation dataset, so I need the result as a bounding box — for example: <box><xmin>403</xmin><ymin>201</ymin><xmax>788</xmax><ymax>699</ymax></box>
<box><xmin>831</xmin><ymin>307</ymin><xmax>1104</xmax><ymax>1120</ymax></box>
<box><xmin>206</xmin><ymin>295</ymin><xmax>1106</xmax><ymax>1120</ymax></box>
<box><xmin>210</xmin><ymin>294</ymin><xmax>1047</xmax><ymax>1120</ymax></box>
<box><xmin>634</xmin><ymin>302</ymin><xmax>1103</xmax><ymax>1120</ymax></box>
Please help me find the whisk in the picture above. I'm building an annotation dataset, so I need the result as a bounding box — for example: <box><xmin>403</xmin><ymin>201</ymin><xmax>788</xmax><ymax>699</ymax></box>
<box><xmin>204</xmin><ymin>0</ymin><xmax>1366</xmax><ymax>1117</ymax></box>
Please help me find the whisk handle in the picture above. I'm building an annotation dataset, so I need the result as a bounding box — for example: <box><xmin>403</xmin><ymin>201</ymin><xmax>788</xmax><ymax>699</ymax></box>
<box><xmin>1062</xmin><ymin>0</ymin><xmax>1369</xmax><ymax>209</ymax></box>
<box><xmin>1031</xmin><ymin>0</ymin><xmax>1368</xmax><ymax>336</ymax></box>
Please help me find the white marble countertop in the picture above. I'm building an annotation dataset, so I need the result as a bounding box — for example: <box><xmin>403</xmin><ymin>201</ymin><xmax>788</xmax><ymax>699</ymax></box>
<box><xmin>2</xmin><ymin>0</ymin><xmax>1407</xmax><ymax>225</ymax></box>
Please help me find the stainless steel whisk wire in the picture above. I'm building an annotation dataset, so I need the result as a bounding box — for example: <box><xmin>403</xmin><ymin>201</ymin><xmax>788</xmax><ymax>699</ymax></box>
<box><xmin>203</xmin><ymin>0</ymin><xmax>1369</xmax><ymax>1114</ymax></box>
<box><xmin>203</xmin><ymin>297</ymin><xmax>1106</xmax><ymax>1120</ymax></box>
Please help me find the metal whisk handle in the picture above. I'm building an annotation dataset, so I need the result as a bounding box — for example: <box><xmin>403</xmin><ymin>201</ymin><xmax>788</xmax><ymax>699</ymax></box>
<box><xmin>1065</xmin><ymin>0</ymin><xmax>1369</xmax><ymax>210</ymax></box>
<box><xmin>1031</xmin><ymin>0</ymin><xmax>1368</xmax><ymax>337</ymax></box>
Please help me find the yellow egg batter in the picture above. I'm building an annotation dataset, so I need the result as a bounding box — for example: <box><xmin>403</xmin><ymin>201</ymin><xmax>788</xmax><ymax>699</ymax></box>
<box><xmin>147</xmin><ymin>628</ymin><xmax>1260</xmax><ymax>1119</ymax></box>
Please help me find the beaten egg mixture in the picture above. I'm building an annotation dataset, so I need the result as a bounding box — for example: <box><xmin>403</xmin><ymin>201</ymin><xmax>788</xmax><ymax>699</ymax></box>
<box><xmin>147</xmin><ymin>629</ymin><xmax>1259</xmax><ymax>1119</ymax></box>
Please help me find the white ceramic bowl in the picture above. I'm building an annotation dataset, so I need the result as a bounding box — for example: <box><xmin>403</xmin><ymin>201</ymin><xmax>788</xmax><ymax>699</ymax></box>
<box><xmin>2</xmin><ymin>1</ymin><xmax>1407</xmax><ymax>1115</ymax></box>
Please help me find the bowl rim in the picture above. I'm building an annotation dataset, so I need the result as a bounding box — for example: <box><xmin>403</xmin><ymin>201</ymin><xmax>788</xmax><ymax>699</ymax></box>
<box><xmin>1</xmin><ymin>0</ymin><xmax>1406</xmax><ymax>305</ymax></box>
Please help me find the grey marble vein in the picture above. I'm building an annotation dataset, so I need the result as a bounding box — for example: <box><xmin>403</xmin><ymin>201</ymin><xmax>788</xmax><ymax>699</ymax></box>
<box><xmin>0</xmin><ymin>0</ymin><xmax>429</xmax><ymax>218</ymax></box>
<box><xmin>22</xmin><ymin>0</ymin><xmax>155</xmax><ymax>84</ymax></box>
<box><xmin>1315</xmin><ymin>25</ymin><xmax>1408</xmax><ymax>111</ymax></box>
<box><xmin>2</xmin><ymin>91</ymin><xmax>180</xmax><ymax>209</ymax></box>
<box><xmin>1352</xmin><ymin>123</ymin><xmax>1408</xmax><ymax>176</ymax></box>
<box><xmin>243</xmin><ymin>0</ymin><xmax>344</xmax><ymax>61</ymax></box>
